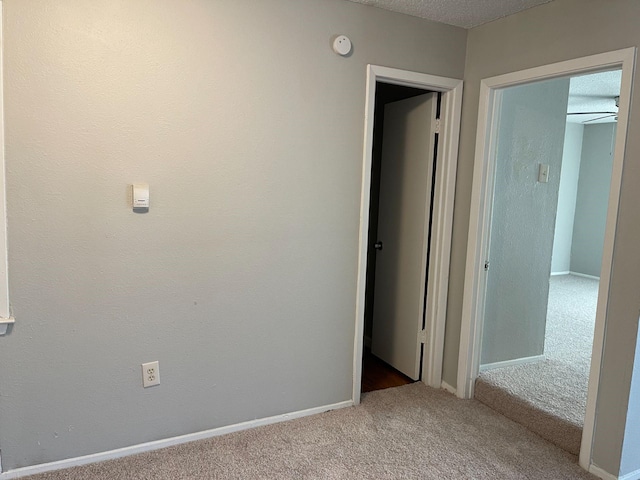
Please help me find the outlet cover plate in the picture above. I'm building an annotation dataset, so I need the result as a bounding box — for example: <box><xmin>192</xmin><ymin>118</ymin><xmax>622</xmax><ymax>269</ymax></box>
<box><xmin>142</xmin><ymin>361</ymin><xmax>160</xmax><ymax>388</ymax></box>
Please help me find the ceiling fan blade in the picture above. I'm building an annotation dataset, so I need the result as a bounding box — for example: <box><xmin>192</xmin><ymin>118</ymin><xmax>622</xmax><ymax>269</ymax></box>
<box><xmin>569</xmin><ymin>94</ymin><xmax>619</xmax><ymax>100</ymax></box>
<box><xmin>567</xmin><ymin>111</ymin><xmax>617</xmax><ymax>115</ymax></box>
<box><xmin>583</xmin><ymin>114</ymin><xmax>617</xmax><ymax>124</ymax></box>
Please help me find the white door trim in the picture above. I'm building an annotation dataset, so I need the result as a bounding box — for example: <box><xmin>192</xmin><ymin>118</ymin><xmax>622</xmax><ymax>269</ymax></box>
<box><xmin>457</xmin><ymin>47</ymin><xmax>636</xmax><ymax>472</ymax></box>
<box><xmin>353</xmin><ymin>65</ymin><xmax>463</xmax><ymax>404</ymax></box>
<box><xmin>0</xmin><ymin>0</ymin><xmax>11</xmax><ymax>337</ymax></box>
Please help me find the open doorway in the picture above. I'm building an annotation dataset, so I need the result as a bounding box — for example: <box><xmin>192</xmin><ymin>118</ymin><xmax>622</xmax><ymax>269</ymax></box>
<box><xmin>352</xmin><ymin>66</ymin><xmax>463</xmax><ymax>405</ymax></box>
<box><xmin>361</xmin><ymin>83</ymin><xmax>438</xmax><ymax>393</ymax></box>
<box><xmin>457</xmin><ymin>47</ymin><xmax>635</xmax><ymax>470</ymax></box>
<box><xmin>472</xmin><ymin>69</ymin><xmax>622</xmax><ymax>456</ymax></box>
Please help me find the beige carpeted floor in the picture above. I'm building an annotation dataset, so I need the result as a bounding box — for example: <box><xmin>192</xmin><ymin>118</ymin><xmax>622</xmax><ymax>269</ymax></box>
<box><xmin>475</xmin><ymin>274</ymin><xmax>599</xmax><ymax>455</ymax></box>
<box><xmin>23</xmin><ymin>383</ymin><xmax>594</xmax><ymax>479</ymax></box>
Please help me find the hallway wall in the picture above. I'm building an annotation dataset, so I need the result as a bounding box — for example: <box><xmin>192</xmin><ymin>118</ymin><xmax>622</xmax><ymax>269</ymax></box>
<box><xmin>444</xmin><ymin>0</ymin><xmax>640</xmax><ymax>475</ymax></box>
<box><xmin>0</xmin><ymin>0</ymin><xmax>467</xmax><ymax>471</ymax></box>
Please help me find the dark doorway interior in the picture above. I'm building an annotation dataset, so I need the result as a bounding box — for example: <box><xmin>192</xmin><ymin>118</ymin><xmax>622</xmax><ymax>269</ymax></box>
<box><xmin>361</xmin><ymin>348</ymin><xmax>413</xmax><ymax>393</ymax></box>
<box><xmin>362</xmin><ymin>82</ymin><xmax>430</xmax><ymax>393</ymax></box>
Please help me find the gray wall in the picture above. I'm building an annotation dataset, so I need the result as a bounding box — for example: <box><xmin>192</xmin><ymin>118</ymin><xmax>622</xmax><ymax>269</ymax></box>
<box><xmin>481</xmin><ymin>79</ymin><xmax>569</xmax><ymax>365</ymax></box>
<box><xmin>551</xmin><ymin>122</ymin><xmax>583</xmax><ymax>274</ymax></box>
<box><xmin>621</xmin><ymin>320</ymin><xmax>640</xmax><ymax>477</ymax></box>
<box><xmin>571</xmin><ymin>123</ymin><xmax>616</xmax><ymax>277</ymax></box>
<box><xmin>0</xmin><ymin>0</ymin><xmax>467</xmax><ymax>471</ymax></box>
<box><xmin>443</xmin><ymin>0</ymin><xmax>640</xmax><ymax>475</ymax></box>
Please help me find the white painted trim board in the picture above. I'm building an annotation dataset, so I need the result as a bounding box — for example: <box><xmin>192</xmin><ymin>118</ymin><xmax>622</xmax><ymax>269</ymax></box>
<box><xmin>353</xmin><ymin>65</ymin><xmax>463</xmax><ymax>404</ymax></box>
<box><xmin>550</xmin><ymin>271</ymin><xmax>600</xmax><ymax>280</ymax></box>
<box><xmin>457</xmin><ymin>80</ymin><xmax>502</xmax><ymax>399</ymax></box>
<box><xmin>580</xmin><ymin>46</ymin><xmax>636</xmax><ymax>472</ymax></box>
<box><xmin>456</xmin><ymin>47</ymin><xmax>636</xmax><ymax>474</ymax></box>
<box><xmin>0</xmin><ymin>0</ymin><xmax>10</xmax><ymax>337</ymax></box>
<box><xmin>441</xmin><ymin>381</ymin><xmax>457</xmax><ymax>395</ymax></box>
<box><xmin>619</xmin><ymin>468</ymin><xmax>640</xmax><ymax>480</ymax></box>
<box><xmin>589</xmin><ymin>464</ymin><xmax>640</xmax><ymax>480</ymax></box>
<box><xmin>479</xmin><ymin>354</ymin><xmax>545</xmax><ymax>372</ymax></box>
<box><xmin>570</xmin><ymin>271</ymin><xmax>600</xmax><ymax>281</ymax></box>
<box><xmin>0</xmin><ymin>400</ymin><xmax>353</xmax><ymax>479</ymax></box>
<box><xmin>589</xmin><ymin>465</ymin><xmax>619</xmax><ymax>480</ymax></box>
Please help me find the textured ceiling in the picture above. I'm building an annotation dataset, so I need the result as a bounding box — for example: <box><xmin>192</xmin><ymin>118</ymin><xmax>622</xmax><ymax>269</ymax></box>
<box><xmin>567</xmin><ymin>70</ymin><xmax>622</xmax><ymax>124</ymax></box>
<box><xmin>344</xmin><ymin>1</ymin><xmax>621</xmax><ymax>124</ymax></box>
<box><xmin>345</xmin><ymin>0</ymin><xmax>555</xmax><ymax>28</ymax></box>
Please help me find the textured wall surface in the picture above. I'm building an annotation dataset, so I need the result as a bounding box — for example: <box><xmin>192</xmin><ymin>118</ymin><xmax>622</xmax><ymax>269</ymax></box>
<box><xmin>480</xmin><ymin>79</ymin><xmax>569</xmax><ymax>365</ymax></box>
<box><xmin>0</xmin><ymin>0</ymin><xmax>466</xmax><ymax>470</ymax></box>
<box><xmin>571</xmin><ymin>123</ymin><xmax>616</xmax><ymax>277</ymax></box>
<box><xmin>444</xmin><ymin>0</ymin><xmax>640</xmax><ymax>475</ymax></box>
<box><xmin>551</xmin><ymin>122</ymin><xmax>583</xmax><ymax>274</ymax></box>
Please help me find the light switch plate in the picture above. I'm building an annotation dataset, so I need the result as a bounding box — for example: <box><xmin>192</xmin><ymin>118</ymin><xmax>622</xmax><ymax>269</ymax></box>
<box><xmin>538</xmin><ymin>164</ymin><xmax>550</xmax><ymax>183</ymax></box>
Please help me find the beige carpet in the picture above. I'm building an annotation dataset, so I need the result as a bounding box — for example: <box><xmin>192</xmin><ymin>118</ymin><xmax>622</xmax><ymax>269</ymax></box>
<box><xmin>23</xmin><ymin>383</ymin><xmax>594</xmax><ymax>479</ymax></box>
<box><xmin>475</xmin><ymin>274</ymin><xmax>599</xmax><ymax>455</ymax></box>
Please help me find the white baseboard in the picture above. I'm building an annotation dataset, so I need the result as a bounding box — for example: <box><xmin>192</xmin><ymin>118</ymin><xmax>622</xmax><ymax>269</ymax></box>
<box><xmin>570</xmin><ymin>271</ymin><xmax>600</xmax><ymax>281</ymax></box>
<box><xmin>480</xmin><ymin>354</ymin><xmax>545</xmax><ymax>372</ymax></box>
<box><xmin>550</xmin><ymin>271</ymin><xmax>570</xmax><ymax>276</ymax></box>
<box><xmin>589</xmin><ymin>464</ymin><xmax>619</xmax><ymax>480</ymax></box>
<box><xmin>0</xmin><ymin>400</ymin><xmax>354</xmax><ymax>479</ymax></box>
<box><xmin>441</xmin><ymin>381</ymin><xmax>457</xmax><ymax>395</ymax></box>
<box><xmin>588</xmin><ymin>464</ymin><xmax>640</xmax><ymax>480</ymax></box>
<box><xmin>590</xmin><ymin>465</ymin><xmax>618</xmax><ymax>480</ymax></box>
<box><xmin>620</xmin><ymin>468</ymin><xmax>640</xmax><ymax>480</ymax></box>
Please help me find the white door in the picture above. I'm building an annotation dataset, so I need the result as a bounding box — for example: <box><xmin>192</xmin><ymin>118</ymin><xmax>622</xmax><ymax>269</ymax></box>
<box><xmin>371</xmin><ymin>93</ymin><xmax>438</xmax><ymax>380</ymax></box>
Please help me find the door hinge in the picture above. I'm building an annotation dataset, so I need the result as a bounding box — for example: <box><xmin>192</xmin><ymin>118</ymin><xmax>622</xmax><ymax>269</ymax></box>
<box><xmin>484</xmin><ymin>260</ymin><xmax>490</xmax><ymax>271</ymax></box>
<box><xmin>434</xmin><ymin>118</ymin><xmax>441</xmax><ymax>134</ymax></box>
<box><xmin>418</xmin><ymin>329</ymin><xmax>427</xmax><ymax>344</ymax></box>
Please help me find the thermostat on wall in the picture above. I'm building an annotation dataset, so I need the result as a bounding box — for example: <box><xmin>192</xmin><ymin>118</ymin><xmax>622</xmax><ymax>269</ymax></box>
<box><xmin>132</xmin><ymin>184</ymin><xmax>149</xmax><ymax>212</ymax></box>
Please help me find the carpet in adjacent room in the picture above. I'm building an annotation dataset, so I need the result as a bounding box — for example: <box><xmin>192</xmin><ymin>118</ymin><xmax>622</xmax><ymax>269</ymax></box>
<box><xmin>475</xmin><ymin>274</ymin><xmax>598</xmax><ymax>455</ymax></box>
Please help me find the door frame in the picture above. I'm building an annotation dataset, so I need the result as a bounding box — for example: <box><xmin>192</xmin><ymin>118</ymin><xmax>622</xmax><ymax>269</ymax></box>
<box><xmin>353</xmin><ymin>65</ymin><xmax>463</xmax><ymax>405</ymax></box>
<box><xmin>457</xmin><ymin>47</ymin><xmax>636</xmax><ymax>471</ymax></box>
<box><xmin>0</xmin><ymin>0</ymin><xmax>11</xmax><ymax>337</ymax></box>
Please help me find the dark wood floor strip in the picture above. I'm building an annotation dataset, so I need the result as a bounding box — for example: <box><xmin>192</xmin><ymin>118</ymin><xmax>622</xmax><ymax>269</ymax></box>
<box><xmin>361</xmin><ymin>348</ymin><xmax>414</xmax><ymax>393</ymax></box>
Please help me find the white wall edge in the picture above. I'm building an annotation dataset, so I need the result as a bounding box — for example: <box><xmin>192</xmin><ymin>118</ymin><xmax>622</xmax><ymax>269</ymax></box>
<box><xmin>0</xmin><ymin>0</ymin><xmax>10</xmax><ymax>323</ymax></box>
<box><xmin>441</xmin><ymin>381</ymin><xmax>457</xmax><ymax>395</ymax></box>
<box><xmin>479</xmin><ymin>354</ymin><xmax>545</xmax><ymax>372</ymax></box>
<box><xmin>550</xmin><ymin>271</ymin><xmax>570</xmax><ymax>276</ymax></box>
<box><xmin>353</xmin><ymin>64</ymin><xmax>463</xmax><ymax>404</ymax></box>
<box><xmin>570</xmin><ymin>271</ymin><xmax>600</xmax><ymax>281</ymax></box>
<box><xmin>0</xmin><ymin>400</ymin><xmax>354</xmax><ymax>479</ymax></box>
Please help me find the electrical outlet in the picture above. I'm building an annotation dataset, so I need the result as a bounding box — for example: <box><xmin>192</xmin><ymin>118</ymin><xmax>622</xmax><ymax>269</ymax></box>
<box><xmin>142</xmin><ymin>361</ymin><xmax>160</xmax><ymax>388</ymax></box>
